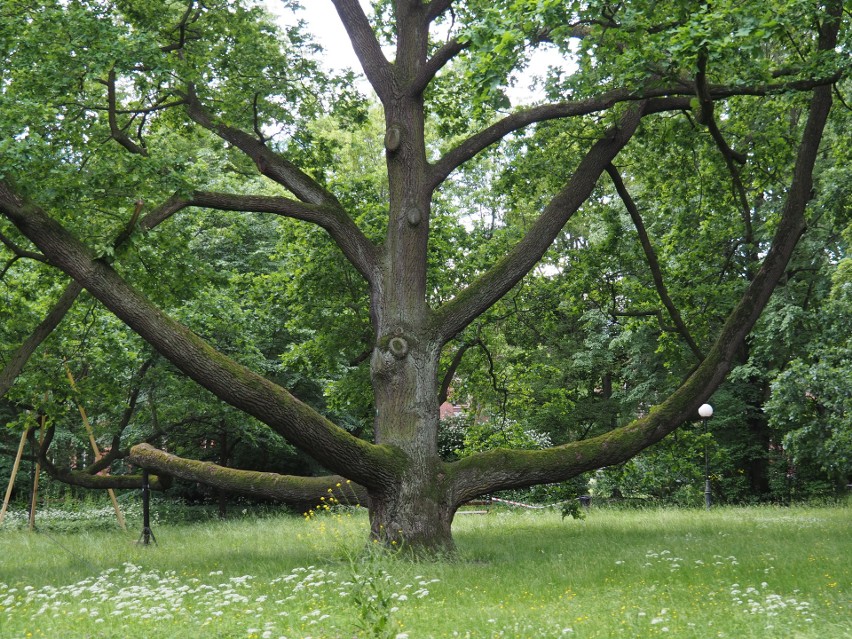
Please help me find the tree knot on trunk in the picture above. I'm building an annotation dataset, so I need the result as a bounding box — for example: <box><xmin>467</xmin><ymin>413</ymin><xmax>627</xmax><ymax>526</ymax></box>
<box><xmin>388</xmin><ymin>336</ymin><xmax>409</xmax><ymax>359</ymax></box>
<box><xmin>406</xmin><ymin>206</ymin><xmax>422</xmax><ymax>226</ymax></box>
<box><xmin>372</xmin><ymin>332</ymin><xmax>410</xmax><ymax>376</ymax></box>
<box><xmin>384</xmin><ymin>125</ymin><xmax>402</xmax><ymax>152</ymax></box>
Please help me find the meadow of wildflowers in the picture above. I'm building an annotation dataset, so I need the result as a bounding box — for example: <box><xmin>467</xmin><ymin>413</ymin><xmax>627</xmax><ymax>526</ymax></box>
<box><xmin>0</xmin><ymin>561</ymin><xmax>436</xmax><ymax>638</ymax></box>
<box><xmin>0</xmin><ymin>503</ymin><xmax>848</xmax><ymax>638</ymax></box>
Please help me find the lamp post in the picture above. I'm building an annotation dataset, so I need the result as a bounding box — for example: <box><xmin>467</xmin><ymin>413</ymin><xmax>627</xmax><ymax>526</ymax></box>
<box><xmin>698</xmin><ymin>403</ymin><xmax>714</xmax><ymax>510</ymax></box>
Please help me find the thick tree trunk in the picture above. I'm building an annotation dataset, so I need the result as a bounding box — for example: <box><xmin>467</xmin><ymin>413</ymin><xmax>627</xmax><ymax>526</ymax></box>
<box><xmin>368</xmin><ymin>470</ymin><xmax>456</xmax><ymax>553</ymax></box>
<box><xmin>359</xmin><ymin>3</ymin><xmax>458</xmax><ymax>551</ymax></box>
<box><xmin>368</xmin><ymin>332</ymin><xmax>457</xmax><ymax>551</ymax></box>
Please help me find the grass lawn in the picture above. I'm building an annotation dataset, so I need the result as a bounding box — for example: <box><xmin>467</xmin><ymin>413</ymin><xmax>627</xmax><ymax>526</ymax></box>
<box><xmin>0</xmin><ymin>504</ymin><xmax>849</xmax><ymax>638</ymax></box>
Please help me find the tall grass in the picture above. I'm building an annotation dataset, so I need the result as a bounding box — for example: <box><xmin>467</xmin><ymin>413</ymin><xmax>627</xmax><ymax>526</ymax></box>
<box><xmin>0</xmin><ymin>504</ymin><xmax>848</xmax><ymax>638</ymax></box>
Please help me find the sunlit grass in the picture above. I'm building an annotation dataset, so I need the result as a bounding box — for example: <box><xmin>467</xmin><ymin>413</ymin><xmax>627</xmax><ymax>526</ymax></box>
<box><xmin>433</xmin><ymin>507</ymin><xmax>850</xmax><ymax>638</ymax></box>
<box><xmin>0</xmin><ymin>504</ymin><xmax>849</xmax><ymax>638</ymax></box>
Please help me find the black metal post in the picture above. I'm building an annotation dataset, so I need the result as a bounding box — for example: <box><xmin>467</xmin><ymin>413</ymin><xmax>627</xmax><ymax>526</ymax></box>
<box><xmin>703</xmin><ymin>417</ymin><xmax>711</xmax><ymax>510</ymax></box>
<box><xmin>138</xmin><ymin>469</ymin><xmax>157</xmax><ymax>546</ymax></box>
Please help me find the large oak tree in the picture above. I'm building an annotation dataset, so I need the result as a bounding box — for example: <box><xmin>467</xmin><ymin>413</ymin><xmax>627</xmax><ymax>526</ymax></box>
<box><xmin>0</xmin><ymin>0</ymin><xmax>846</xmax><ymax>550</ymax></box>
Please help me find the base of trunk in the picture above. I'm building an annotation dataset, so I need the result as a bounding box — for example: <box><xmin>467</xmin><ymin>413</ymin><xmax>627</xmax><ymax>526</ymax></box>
<box><xmin>368</xmin><ymin>488</ymin><xmax>456</xmax><ymax>555</ymax></box>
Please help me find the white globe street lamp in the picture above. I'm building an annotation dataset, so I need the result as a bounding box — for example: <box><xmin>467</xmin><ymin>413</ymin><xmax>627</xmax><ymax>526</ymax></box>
<box><xmin>699</xmin><ymin>404</ymin><xmax>714</xmax><ymax>509</ymax></box>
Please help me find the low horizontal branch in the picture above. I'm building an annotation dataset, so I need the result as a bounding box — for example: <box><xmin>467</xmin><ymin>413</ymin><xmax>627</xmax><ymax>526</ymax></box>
<box><xmin>129</xmin><ymin>443</ymin><xmax>368</xmax><ymax>508</ymax></box>
<box><xmin>39</xmin><ymin>462</ymin><xmax>170</xmax><ymax>491</ymax></box>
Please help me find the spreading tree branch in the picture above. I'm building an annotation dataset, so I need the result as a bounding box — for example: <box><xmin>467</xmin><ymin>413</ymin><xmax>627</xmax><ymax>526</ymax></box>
<box><xmin>410</xmin><ymin>37</ymin><xmax>467</xmax><ymax>96</ymax></box>
<box><xmin>112</xmin><ymin>198</ymin><xmax>144</xmax><ymax>248</ymax></box>
<box><xmin>0</xmin><ymin>191</ymin><xmax>402</xmax><ymax>491</ymax></box>
<box><xmin>613</xmin><ymin>309</ymin><xmax>677</xmax><ymax>333</ymax></box>
<box><xmin>438</xmin><ymin>339</ymin><xmax>478</xmax><ymax>405</ymax></box>
<box><xmin>36</xmin><ymin>426</ymin><xmax>169</xmax><ymax>490</ymax></box>
<box><xmin>707</xmin><ymin>115</ymin><xmax>757</xmax><ymax>266</ymax></box>
<box><xmin>429</xmin><ymin>76</ymin><xmax>840</xmax><ymax>190</ymax></box>
<box><xmin>184</xmin><ymin>91</ymin><xmax>335</xmax><ymax>206</ymax></box>
<box><xmin>448</xmin><ymin>0</ymin><xmax>840</xmax><ymax>502</ymax></box>
<box><xmin>606</xmin><ymin>163</ymin><xmax>704</xmax><ymax>360</ymax></box>
<box><xmin>430</xmin><ymin>90</ymin><xmax>657</xmax><ymax>189</ymax></box>
<box><xmin>105</xmin><ymin>69</ymin><xmax>148</xmax><ymax>156</ymax></box>
<box><xmin>0</xmin><ymin>282</ymin><xmax>83</xmax><ymax>399</ymax></box>
<box><xmin>330</xmin><ymin>0</ymin><xmax>395</xmax><ymax>102</ymax></box>
<box><xmin>186</xmin><ymin>191</ymin><xmax>380</xmax><ymax>285</ymax></box>
<box><xmin>696</xmin><ymin>50</ymin><xmax>755</xmax><ymax>267</ymax></box>
<box><xmin>183</xmin><ymin>94</ymin><xmax>380</xmax><ymax>285</ymax></box>
<box><xmin>428</xmin><ymin>73</ymin><xmax>839</xmax><ymax>344</ymax></box>
<box><xmin>136</xmin><ymin>193</ymin><xmax>192</xmax><ymax>231</ymax></box>
<box><xmin>36</xmin><ymin>358</ymin><xmax>151</xmax><ymax>484</ymax></box>
<box><xmin>432</xmin><ymin>104</ymin><xmax>647</xmax><ymax>344</ymax></box>
<box><xmin>425</xmin><ymin>0</ymin><xmax>455</xmax><ymax>22</ymax></box>
<box><xmin>128</xmin><ymin>444</ymin><xmax>369</xmax><ymax>508</ymax></box>
<box><xmin>0</xmin><ymin>192</ymin><xmax>188</xmax><ymax>402</ymax></box>
<box><xmin>160</xmin><ymin>0</ymin><xmax>201</xmax><ymax>54</ymax></box>
<box><xmin>60</xmin><ymin>98</ymin><xmax>189</xmax><ymax>116</ymax></box>
<box><xmin>0</xmin><ymin>229</ymin><xmax>47</xmax><ymax>265</ymax></box>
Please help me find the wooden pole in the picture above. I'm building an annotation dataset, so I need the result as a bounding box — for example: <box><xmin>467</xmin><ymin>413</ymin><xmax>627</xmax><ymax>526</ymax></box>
<box><xmin>0</xmin><ymin>428</ymin><xmax>29</xmax><ymax>526</ymax></box>
<box><xmin>65</xmin><ymin>365</ymin><xmax>127</xmax><ymax>531</ymax></box>
<box><xmin>28</xmin><ymin>410</ymin><xmax>48</xmax><ymax>531</ymax></box>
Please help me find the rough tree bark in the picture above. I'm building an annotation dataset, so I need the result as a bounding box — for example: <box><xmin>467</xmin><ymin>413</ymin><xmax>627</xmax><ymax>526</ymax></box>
<box><xmin>0</xmin><ymin>1</ymin><xmax>842</xmax><ymax>552</ymax></box>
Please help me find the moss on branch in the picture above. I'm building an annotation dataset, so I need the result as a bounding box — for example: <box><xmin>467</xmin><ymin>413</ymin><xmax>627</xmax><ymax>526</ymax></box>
<box><xmin>129</xmin><ymin>444</ymin><xmax>369</xmax><ymax>507</ymax></box>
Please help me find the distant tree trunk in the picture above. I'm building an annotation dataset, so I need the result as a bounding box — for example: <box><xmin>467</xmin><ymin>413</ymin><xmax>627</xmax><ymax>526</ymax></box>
<box><xmin>217</xmin><ymin>425</ymin><xmax>229</xmax><ymax>519</ymax></box>
<box><xmin>745</xmin><ymin>398</ymin><xmax>772</xmax><ymax>497</ymax></box>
